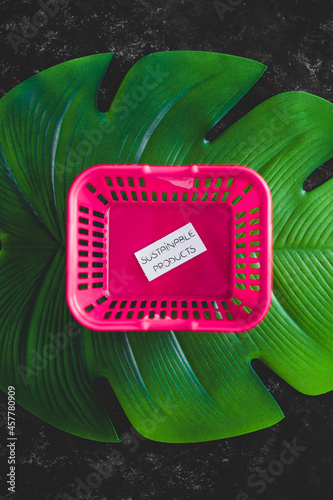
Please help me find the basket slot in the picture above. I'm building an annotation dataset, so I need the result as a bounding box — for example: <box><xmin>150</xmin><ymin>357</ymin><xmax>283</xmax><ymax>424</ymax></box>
<box><xmin>92</xmin><ymin>282</ymin><xmax>103</xmax><ymax>288</ymax></box>
<box><xmin>86</xmin><ymin>183</ymin><xmax>96</xmax><ymax>193</ymax></box>
<box><xmin>92</xmin><ymin>252</ymin><xmax>103</xmax><ymax>258</ymax></box>
<box><xmin>92</xmin><ymin>231</ymin><xmax>104</xmax><ymax>238</ymax></box>
<box><xmin>250</xmin><ymin>285</ymin><xmax>260</xmax><ymax>291</ymax></box>
<box><xmin>96</xmin><ymin>296</ymin><xmax>108</xmax><ymax>305</ymax></box>
<box><xmin>250</xmin><ymin>251</ymin><xmax>260</xmax><ymax>258</ymax></box>
<box><xmin>231</xmin><ymin>195</ymin><xmax>242</xmax><ymax>206</ymax></box>
<box><xmin>250</xmin><ymin>218</ymin><xmax>260</xmax><ymax>225</ymax></box>
<box><xmin>250</xmin><ymin>206</ymin><xmax>260</xmax><ymax>214</ymax></box>
<box><xmin>97</xmin><ymin>194</ymin><xmax>109</xmax><ymax>205</ymax></box>
<box><xmin>93</xmin><ymin>210</ymin><xmax>104</xmax><ymax>218</ymax></box>
<box><xmin>243</xmin><ymin>184</ymin><xmax>253</xmax><ymax>194</ymax></box>
<box><xmin>250</xmin><ymin>262</ymin><xmax>260</xmax><ymax>268</ymax></box>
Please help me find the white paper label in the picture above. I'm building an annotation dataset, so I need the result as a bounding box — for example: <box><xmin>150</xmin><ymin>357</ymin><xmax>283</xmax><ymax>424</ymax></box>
<box><xmin>134</xmin><ymin>223</ymin><xmax>207</xmax><ymax>281</ymax></box>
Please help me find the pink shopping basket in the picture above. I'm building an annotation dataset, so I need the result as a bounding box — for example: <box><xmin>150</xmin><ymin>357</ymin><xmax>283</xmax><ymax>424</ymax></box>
<box><xmin>66</xmin><ymin>165</ymin><xmax>272</xmax><ymax>332</ymax></box>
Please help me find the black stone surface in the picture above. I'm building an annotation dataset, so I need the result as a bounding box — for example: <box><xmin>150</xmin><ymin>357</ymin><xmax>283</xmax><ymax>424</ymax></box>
<box><xmin>0</xmin><ymin>0</ymin><xmax>333</xmax><ymax>499</ymax></box>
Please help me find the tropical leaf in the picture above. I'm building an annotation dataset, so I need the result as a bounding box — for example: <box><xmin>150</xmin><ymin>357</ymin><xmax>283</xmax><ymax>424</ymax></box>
<box><xmin>0</xmin><ymin>51</ymin><xmax>332</xmax><ymax>442</ymax></box>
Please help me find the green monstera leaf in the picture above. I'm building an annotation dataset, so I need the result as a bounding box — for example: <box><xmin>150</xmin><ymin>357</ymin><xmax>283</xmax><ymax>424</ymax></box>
<box><xmin>0</xmin><ymin>52</ymin><xmax>332</xmax><ymax>442</ymax></box>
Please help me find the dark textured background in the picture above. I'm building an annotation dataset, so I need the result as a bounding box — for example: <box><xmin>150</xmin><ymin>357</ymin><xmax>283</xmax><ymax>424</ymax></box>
<box><xmin>0</xmin><ymin>0</ymin><xmax>333</xmax><ymax>499</ymax></box>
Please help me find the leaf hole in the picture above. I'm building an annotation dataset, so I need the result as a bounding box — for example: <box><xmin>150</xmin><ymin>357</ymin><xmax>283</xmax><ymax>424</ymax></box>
<box><xmin>94</xmin><ymin>377</ymin><xmax>131</xmax><ymax>437</ymax></box>
<box><xmin>96</xmin><ymin>54</ymin><xmax>129</xmax><ymax>113</ymax></box>
<box><xmin>303</xmin><ymin>158</ymin><xmax>333</xmax><ymax>192</ymax></box>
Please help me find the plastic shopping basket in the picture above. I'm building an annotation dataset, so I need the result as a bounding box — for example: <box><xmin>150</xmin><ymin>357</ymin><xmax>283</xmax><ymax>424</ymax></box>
<box><xmin>66</xmin><ymin>164</ymin><xmax>272</xmax><ymax>332</ymax></box>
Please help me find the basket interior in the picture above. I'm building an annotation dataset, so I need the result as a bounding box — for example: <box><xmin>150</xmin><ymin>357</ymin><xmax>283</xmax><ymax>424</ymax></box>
<box><xmin>67</xmin><ymin>165</ymin><xmax>272</xmax><ymax>332</ymax></box>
